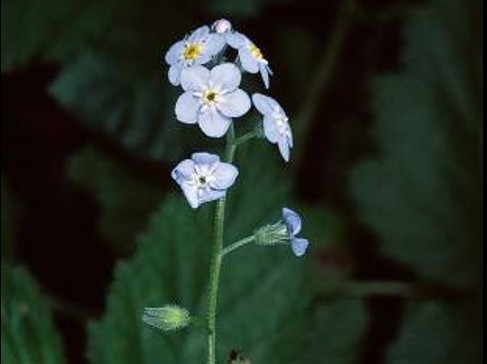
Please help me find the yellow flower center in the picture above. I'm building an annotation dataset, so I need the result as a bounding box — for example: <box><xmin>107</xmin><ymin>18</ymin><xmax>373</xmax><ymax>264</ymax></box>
<box><xmin>249</xmin><ymin>43</ymin><xmax>264</xmax><ymax>60</ymax></box>
<box><xmin>203</xmin><ymin>89</ymin><xmax>219</xmax><ymax>105</ymax></box>
<box><xmin>183</xmin><ymin>42</ymin><xmax>202</xmax><ymax>60</ymax></box>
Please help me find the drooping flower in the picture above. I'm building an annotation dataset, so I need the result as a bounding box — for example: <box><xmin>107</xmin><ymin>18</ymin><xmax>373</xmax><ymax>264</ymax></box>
<box><xmin>252</xmin><ymin>93</ymin><xmax>293</xmax><ymax>162</ymax></box>
<box><xmin>225</xmin><ymin>32</ymin><xmax>272</xmax><ymax>88</ymax></box>
<box><xmin>171</xmin><ymin>152</ymin><xmax>238</xmax><ymax>208</ymax></box>
<box><xmin>165</xmin><ymin>25</ymin><xmax>225</xmax><ymax>86</ymax></box>
<box><xmin>254</xmin><ymin>207</ymin><xmax>309</xmax><ymax>256</ymax></box>
<box><xmin>282</xmin><ymin>207</ymin><xmax>309</xmax><ymax>256</ymax></box>
<box><xmin>175</xmin><ymin>63</ymin><xmax>251</xmax><ymax>138</ymax></box>
<box><xmin>142</xmin><ymin>305</ymin><xmax>191</xmax><ymax>332</ymax></box>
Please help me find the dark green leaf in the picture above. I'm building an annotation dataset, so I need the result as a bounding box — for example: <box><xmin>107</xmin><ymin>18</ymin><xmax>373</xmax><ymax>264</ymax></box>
<box><xmin>1</xmin><ymin>264</ymin><xmax>65</xmax><ymax>364</ymax></box>
<box><xmin>68</xmin><ymin>146</ymin><xmax>164</xmax><ymax>254</ymax></box>
<box><xmin>50</xmin><ymin>52</ymin><xmax>201</xmax><ymax>161</ymax></box>
<box><xmin>87</xmin><ymin>143</ymin><xmax>367</xmax><ymax>364</ymax></box>
<box><xmin>350</xmin><ymin>0</ymin><xmax>482</xmax><ymax>288</ymax></box>
<box><xmin>387</xmin><ymin>301</ymin><xmax>482</xmax><ymax>364</ymax></box>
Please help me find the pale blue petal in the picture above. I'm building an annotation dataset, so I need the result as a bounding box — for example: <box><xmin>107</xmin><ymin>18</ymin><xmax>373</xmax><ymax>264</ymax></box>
<box><xmin>188</xmin><ymin>25</ymin><xmax>210</xmax><ymax>42</ymax></box>
<box><xmin>263</xmin><ymin>115</ymin><xmax>279</xmax><ymax>143</ymax></box>
<box><xmin>180</xmin><ymin>65</ymin><xmax>210</xmax><ymax>91</ymax></box>
<box><xmin>290</xmin><ymin>238</ymin><xmax>309</xmax><ymax>257</ymax></box>
<box><xmin>198</xmin><ymin>109</ymin><xmax>231</xmax><ymax>138</ymax></box>
<box><xmin>225</xmin><ymin>32</ymin><xmax>247</xmax><ymax>49</ymax></box>
<box><xmin>165</xmin><ymin>40</ymin><xmax>184</xmax><ymax>65</ymax></box>
<box><xmin>198</xmin><ymin>188</ymin><xmax>226</xmax><ymax>205</ymax></box>
<box><xmin>210</xmin><ymin>163</ymin><xmax>238</xmax><ymax>190</ymax></box>
<box><xmin>204</xmin><ymin>34</ymin><xmax>225</xmax><ymax>56</ymax></box>
<box><xmin>218</xmin><ymin>89</ymin><xmax>251</xmax><ymax>118</ymax></box>
<box><xmin>175</xmin><ymin>92</ymin><xmax>199</xmax><ymax>124</ymax></box>
<box><xmin>210</xmin><ymin>63</ymin><xmax>241</xmax><ymax>92</ymax></box>
<box><xmin>282</xmin><ymin>207</ymin><xmax>302</xmax><ymax>236</ymax></box>
<box><xmin>171</xmin><ymin>159</ymin><xmax>195</xmax><ymax>182</ymax></box>
<box><xmin>196</xmin><ymin>52</ymin><xmax>212</xmax><ymax>65</ymax></box>
<box><xmin>287</xmin><ymin>127</ymin><xmax>294</xmax><ymax>148</ymax></box>
<box><xmin>259</xmin><ymin>63</ymin><xmax>270</xmax><ymax>89</ymax></box>
<box><xmin>278</xmin><ymin>137</ymin><xmax>290</xmax><ymax>162</ymax></box>
<box><xmin>239</xmin><ymin>49</ymin><xmax>259</xmax><ymax>73</ymax></box>
<box><xmin>180</xmin><ymin>183</ymin><xmax>200</xmax><ymax>208</ymax></box>
<box><xmin>191</xmin><ymin>152</ymin><xmax>220</xmax><ymax>166</ymax></box>
<box><xmin>252</xmin><ymin>93</ymin><xmax>280</xmax><ymax>115</ymax></box>
<box><xmin>168</xmin><ymin>64</ymin><xmax>182</xmax><ymax>86</ymax></box>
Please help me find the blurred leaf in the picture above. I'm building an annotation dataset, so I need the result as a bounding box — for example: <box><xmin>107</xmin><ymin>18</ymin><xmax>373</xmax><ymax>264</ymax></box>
<box><xmin>87</xmin><ymin>143</ymin><xmax>367</xmax><ymax>364</ymax></box>
<box><xmin>1</xmin><ymin>177</ymin><xmax>19</xmax><ymax>261</ymax></box>
<box><xmin>50</xmin><ymin>52</ymin><xmax>200</xmax><ymax>161</ymax></box>
<box><xmin>1</xmin><ymin>0</ymin><xmax>189</xmax><ymax>73</ymax></box>
<box><xmin>350</xmin><ymin>0</ymin><xmax>482</xmax><ymax>288</ymax></box>
<box><xmin>302</xmin><ymin>299</ymin><xmax>367</xmax><ymax>364</ymax></box>
<box><xmin>68</xmin><ymin>146</ymin><xmax>164</xmax><ymax>254</ymax></box>
<box><xmin>387</xmin><ymin>301</ymin><xmax>482</xmax><ymax>364</ymax></box>
<box><xmin>1</xmin><ymin>264</ymin><xmax>65</xmax><ymax>364</ymax></box>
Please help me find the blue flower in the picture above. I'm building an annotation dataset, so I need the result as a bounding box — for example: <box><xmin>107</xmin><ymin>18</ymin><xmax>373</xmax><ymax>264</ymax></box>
<box><xmin>165</xmin><ymin>25</ymin><xmax>225</xmax><ymax>86</ymax></box>
<box><xmin>252</xmin><ymin>93</ymin><xmax>293</xmax><ymax>162</ymax></box>
<box><xmin>171</xmin><ymin>152</ymin><xmax>239</xmax><ymax>208</ymax></box>
<box><xmin>175</xmin><ymin>63</ymin><xmax>251</xmax><ymax>138</ymax></box>
<box><xmin>225</xmin><ymin>32</ymin><xmax>272</xmax><ymax>88</ymax></box>
<box><xmin>282</xmin><ymin>208</ymin><xmax>309</xmax><ymax>256</ymax></box>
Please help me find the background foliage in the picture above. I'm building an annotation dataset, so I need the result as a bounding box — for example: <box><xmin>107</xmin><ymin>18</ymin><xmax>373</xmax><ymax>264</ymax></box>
<box><xmin>1</xmin><ymin>0</ymin><xmax>482</xmax><ymax>363</ymax></box>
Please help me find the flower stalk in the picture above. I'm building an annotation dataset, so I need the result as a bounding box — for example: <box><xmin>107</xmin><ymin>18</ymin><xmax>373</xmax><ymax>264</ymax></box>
<box><xmin>206</xmin><ymin>125</ymin><xmax>236</xmax><ymax>364</ymax></box>
<box><xmin>220</xmin><ymin>235</ymin><xmax>256</xmax><ymax>258</ymax></box>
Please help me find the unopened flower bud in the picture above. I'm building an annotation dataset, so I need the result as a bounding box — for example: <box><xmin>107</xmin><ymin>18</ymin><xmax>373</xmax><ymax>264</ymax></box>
<box><xmin>254</xmin><ymin>222</ymin><xmax>288</xmax><ymax>246</ymax></box>
<box><xmin>142</xmin><ymin>305</ymin><xmax>190</xmax><ymax>332</ymax></box>
<box><xmin>212</xmin><ymin>18</ymin><xmax>232</xmax><ymax>34</ymax></box>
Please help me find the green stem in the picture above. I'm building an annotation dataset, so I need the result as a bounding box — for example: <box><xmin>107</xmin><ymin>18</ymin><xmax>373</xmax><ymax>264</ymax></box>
<box><xmin>220</xmin><ymin>235</ymin><xmax>256</xmax><ymax>258</ymax></box>
<box><xmin>233</xmin><ymin>129</ymin><xmax>261</xmax><ymax>147</ymax></box>
<box><xmin>206</xmin><ymin>125</ymin><xmax>236</xmax><ymax>364</ymax></box>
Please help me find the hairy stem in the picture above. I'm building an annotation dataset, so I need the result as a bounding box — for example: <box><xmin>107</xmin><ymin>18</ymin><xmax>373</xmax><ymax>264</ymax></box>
<box><xmin>206</xmin><ymin>125</ymin><xmax>236</xmax><ymax>364</ymax></box>
<box><xmin>220</xmin><ymin>235</ymin><xmax>256</xmax><ymax>258</ymax></box>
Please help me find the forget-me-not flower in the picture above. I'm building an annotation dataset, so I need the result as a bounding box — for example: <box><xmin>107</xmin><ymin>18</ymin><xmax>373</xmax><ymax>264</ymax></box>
<box><xmin>252</xmin><ymin>93</ymin><xmax>293</xmax><ymax>162</ymax></box>
<box><xmin>226</xmin><ymin>32</ymin><xmax>272</xmax><ymax>88</ymax></box>
<box><xmin>171</xmin><ymin>152</ymin><xmax>238</xmax><ymax>208</ymax></box>
<box><xmin>175</xmin><ymin>63</ymin><xmax>251</xmax><ymax>138</ymax></box>
<box><xmin>254</xmin><ymin>207</ymin><xmax>309</xmax><ymax>256</ymax></box>
<box><xmin>165</xmin><ymin>25</ymin><xmax>225</xmax><ymax>86</ymax></box>
<box><xmin>282</xmin><ymin>207</ymin><xmax>309</xmax><ymax>256</ymax></box>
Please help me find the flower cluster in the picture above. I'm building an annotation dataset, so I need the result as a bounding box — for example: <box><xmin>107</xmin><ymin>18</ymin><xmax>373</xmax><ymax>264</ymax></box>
<box><xmin>164</xmin><ymin>19</ymin><xmax>308</xmax><ymax>254</ymax></box>
<box><xmin>165</xmin><ymin>18</ymin><xmax>293</xmax><ymax>175</ymax></box>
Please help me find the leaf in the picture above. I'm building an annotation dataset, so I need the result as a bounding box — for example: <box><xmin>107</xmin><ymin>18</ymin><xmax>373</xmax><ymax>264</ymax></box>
<box><xmin>1</xmin><ymin>264</ymin><xmax>65</xmax><ymax>364</ymax></box>
<box><xmin>349</xmin><ymin>0</ymin><xmax>482</xmax><ymax>288</ymax></box>
<box><xmin>1</xmin><ymin>0</ymin><xmax>189</xmax><ymax>72</ymax></box>
<box><xmin>50</xmin><ymin>52</ymin><xmax>201</xmax><ymax>162</ymax></box>
<box><xmin>87</xmin><ymin>143</ymin><xmax>367</xmax><ymax>364</ymax></box>
<box><xmin>303</xmin><ymin>299</ymin><xmax>367</xmax><ymax>364</ymax></box>
<box><xmin>68</xmin><ymin>146</ymin><xmax>164</xmax><ymax>254</ymax></box>
<box><xmin>387</xmin><ymin>301</ymin><xmax>482</xmax><ymax>364</ymax></box>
